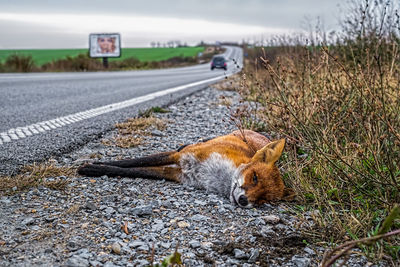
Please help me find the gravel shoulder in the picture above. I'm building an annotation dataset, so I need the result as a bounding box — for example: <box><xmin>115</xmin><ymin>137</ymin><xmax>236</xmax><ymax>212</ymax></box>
<box><xmin>0</xmin><ymin>87</ymin><xmax>379</xmax><ymax>266</ymax></box>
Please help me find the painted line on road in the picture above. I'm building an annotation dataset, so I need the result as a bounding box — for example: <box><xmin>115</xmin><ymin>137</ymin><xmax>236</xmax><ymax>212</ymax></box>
<box><xmin>0</xmin><ymin>74</ymin><xmax>228</xmax><ymax>145</ymax></box>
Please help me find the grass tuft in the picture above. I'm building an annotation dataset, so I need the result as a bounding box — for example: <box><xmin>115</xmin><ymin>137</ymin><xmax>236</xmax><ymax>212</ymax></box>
<box><xmin>102</xmin><ymin>116</ymin><xmax>167</xmax><ymax>148</ymax></box>
<box><xmin>139</xmin><ymin>106</ymin><xmax>170</xmax><ymax>118</ymax></box>
<box><xmin>0</xmin><ymin>162</ymin><xmax>74</xmax><ymax>195</ymax></box>
<box><xmin>115</xmin><ymin>117</ymin><xmax>167</xmax><ymax>135</ymax></box>
<box><xmin>114</xmin><ymin>136</ymin><xmax>144</xmax><ymax>148</ymax></box>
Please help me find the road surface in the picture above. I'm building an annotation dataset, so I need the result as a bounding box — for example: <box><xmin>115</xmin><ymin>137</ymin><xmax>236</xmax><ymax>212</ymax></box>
<box><xmin>0</xmin><ymin>46</ymin><xmax>242</xmax><ymax>175</ymax></box>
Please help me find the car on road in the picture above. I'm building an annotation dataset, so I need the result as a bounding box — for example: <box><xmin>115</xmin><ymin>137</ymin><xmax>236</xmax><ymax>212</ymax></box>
<box><xmin>211</xmin><ymin>56</ymin><xmax>227</xmax><ymax>70</ymax></box>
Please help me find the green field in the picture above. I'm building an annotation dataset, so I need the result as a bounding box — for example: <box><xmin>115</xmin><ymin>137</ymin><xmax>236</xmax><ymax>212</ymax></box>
<box><xmin>0</xmin><ymin>47</ymin><xmax>205</xmax><ymax>66</ymax></box>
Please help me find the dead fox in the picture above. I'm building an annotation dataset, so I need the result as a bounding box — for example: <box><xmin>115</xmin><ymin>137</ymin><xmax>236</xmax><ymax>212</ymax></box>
<box><xmin>78</xmin><ymin>130</ymin><xmax>294</xmax><ymax>208</ymax></box>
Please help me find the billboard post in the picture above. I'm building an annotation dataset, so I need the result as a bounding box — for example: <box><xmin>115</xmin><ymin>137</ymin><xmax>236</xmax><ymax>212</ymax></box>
<box><xmin>102</xmin><ymin>57</ymin><xmax>109</xmax><ymax>68</ymax></box>
<box><xmin>89</xmin><ymin>33</ymin><xmax>121</xmax><ymax>69</ymax></box>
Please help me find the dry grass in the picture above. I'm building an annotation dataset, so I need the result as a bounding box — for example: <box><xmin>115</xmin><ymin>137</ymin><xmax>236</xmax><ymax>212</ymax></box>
<box><xmin>88</xmin><ymin>153</ymin><xmax>102</xmax><ymax>159</ymax></box>
<box><xmin>66</xmin><ymin>204</ymin><xmax>81</xmax><ymax>214</ymax></box>
<box><xmin>218</xmin><ymin>96</ymin><xmax>233</xmax><ymax>107</ymax></box>
<box><xmin>0</xmin><ymin>162</ymin><xmax>75</xmax><ymax>195</ymax></box>
<box><xmin>101</xmin><ymin>136</ymin><xmax>143</xmax><ymax>148</ymax></box>
<box><xmin>213</xmin><ymin>73</ymin><xmax>241</xmax><ymax>91</ymax></box>
<box><xmin>113</xmin><ymin>136</ymin><xmax>144</xmax><ymax>148</ymax></box>
<box><xmin>102</xmin><ymin>116</ymin><xmax>167</xmax><ymax>148</ymax></box>
<box><xmin>115</xmin><ymin>116</ymin><xmax>166</xmax><ymax>135</ymax></box>
<box><xmin>235</xmin><ymin>0</ymin><xmax>400</xmax><ymax>262</ymax></box>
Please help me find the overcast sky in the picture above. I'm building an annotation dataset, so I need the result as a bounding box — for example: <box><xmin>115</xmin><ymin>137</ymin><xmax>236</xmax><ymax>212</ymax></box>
<box><xmin>0</xmin><ymin>0</ymin><xmax>345</xmax><ymax>49</ymax></box>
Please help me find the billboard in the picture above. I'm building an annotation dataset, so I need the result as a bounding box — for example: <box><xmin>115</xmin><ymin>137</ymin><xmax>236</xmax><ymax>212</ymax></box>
<box><xmin>89</xmin><ymin>33</ymin><xmax>121</xmax><ymax>58</ymax></box>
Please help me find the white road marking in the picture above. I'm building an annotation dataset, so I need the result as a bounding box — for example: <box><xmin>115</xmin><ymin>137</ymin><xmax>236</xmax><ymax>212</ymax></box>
<box><xmin>9</xmin><ymin>132</ymin><xmax>19</xmax><ymax>140</ymax></box>
<box><xmin>15</xmin><ymin>129</ymin><xmax>26</xmax><ymax>138</ymax></box>
<box><xmin>1</xmin><ymin>133</ymin><xmax>11</xmax><ymax>143</ymax></box>
<box><xmin>28</xmin><ymin>126</ymin><xmax>39</xmax><ymax>135</ymax></box>
<box><xmin>0</xmin><ymin>74</ymin><xmax>229</xmax><ymax>145</ymax></box>
<box><xmin>21</xmin><ymin>127</ymin><xmax>33</xmax><ymax>136</ymax></box>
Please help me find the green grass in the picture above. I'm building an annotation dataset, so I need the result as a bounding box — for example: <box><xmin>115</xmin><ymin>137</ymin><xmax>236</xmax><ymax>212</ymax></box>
<box><xmin>0</xmin><ymin>49</ymin><xmax>88</xmax><ymax>66</ymax></box>
<box><xmin>0</xmin><ymin>47</ymin><xmax>204</xmax><ymax>66</ymax></box>
<box><xmin>114</xmin><ymin>47</ymin><xmax>204</xmax><ymax>62</ymax></box>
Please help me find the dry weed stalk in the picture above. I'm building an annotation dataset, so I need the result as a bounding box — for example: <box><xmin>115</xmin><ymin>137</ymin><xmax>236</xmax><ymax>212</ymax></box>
<box><xmin>321</xmin><ymin>205</ymin><xmax>400</xmax><ymax>266</ymax></box>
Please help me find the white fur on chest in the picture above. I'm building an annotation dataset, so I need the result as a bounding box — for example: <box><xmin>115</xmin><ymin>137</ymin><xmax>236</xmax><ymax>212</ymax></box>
<box><xmin>179</xmin><ymin>152</ymin><xmax>243</xmax><ymax>198</ymax></box>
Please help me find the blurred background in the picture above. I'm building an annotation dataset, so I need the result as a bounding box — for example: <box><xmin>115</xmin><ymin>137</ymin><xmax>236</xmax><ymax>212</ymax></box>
<box><xmin>0</xmin><ymin>0</ymin><xmax>342</xmax><ymax>48</ymax></box>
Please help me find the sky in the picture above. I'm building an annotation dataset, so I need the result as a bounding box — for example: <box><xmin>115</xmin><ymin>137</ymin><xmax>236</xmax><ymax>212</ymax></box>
<box><xmin>0</xmin><ymin>0</ymin><xmax>345</xmax><ymax>49</ymax></box>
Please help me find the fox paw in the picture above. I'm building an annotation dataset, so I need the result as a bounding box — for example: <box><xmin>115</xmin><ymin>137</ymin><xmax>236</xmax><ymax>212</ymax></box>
<box><xmin>77</xmin><ymin>164</ymin><xmax>106</xmax><ymax>177</ymax></box>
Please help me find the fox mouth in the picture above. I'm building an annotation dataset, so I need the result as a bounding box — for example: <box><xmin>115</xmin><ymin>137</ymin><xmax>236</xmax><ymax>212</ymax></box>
<box><xmin>230</xmin><ymin>182</ymin><xmax>239</xmax><ymax>206</ymax></box>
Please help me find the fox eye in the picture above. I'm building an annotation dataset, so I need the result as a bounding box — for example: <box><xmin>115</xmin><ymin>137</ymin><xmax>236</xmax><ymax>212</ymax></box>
<box><xmin>253</xmin><ymin>173</ymin><xmax>258</xmax><ymax>184</ymax></box>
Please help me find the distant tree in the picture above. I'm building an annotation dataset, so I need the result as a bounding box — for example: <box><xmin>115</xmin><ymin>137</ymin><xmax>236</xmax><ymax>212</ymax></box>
<box><xmin>167</xmin><ymin>41</ymin><xmax>174</xmax><ymax>48</ymax></box>
<box><xmin>150</xmin><ymin>42</ymin><xmax>156</xmax><ymax>48</ymax></box>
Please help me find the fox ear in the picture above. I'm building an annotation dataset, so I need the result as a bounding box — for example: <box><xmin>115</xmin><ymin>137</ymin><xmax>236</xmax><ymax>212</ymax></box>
<box><xmin>251</xmin><ymin>139</ymin><xmax>285</xmax><ymax>165</ymax></box>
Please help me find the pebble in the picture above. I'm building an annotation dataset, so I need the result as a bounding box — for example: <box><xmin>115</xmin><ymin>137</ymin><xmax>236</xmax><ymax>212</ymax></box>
<box><xmin>177</xmin><ymin>221</ymin><xmax>190</xmax><ymax>228</ymax></box>
<box><xmin>0</xmin><ymin>197</ymin><xmax>11</xmax><ymax>204</ymax></box>
<box><xmin>189</xmin><ymin>240</ymin><xmax>201</xmax><ymax>249</ymax></box>
<box><xmin>104</xmin><ymin>261</ymin><xmax>120</xmax><ymax>267</ymax></box>
<box><xmin>129</xmin><ymin>241</ymin><xmax>146</xmax><ymax>248</ymax></box>
<box><xmin>66</xmin><ymin>255</ymin><xmax>89</xmax><ymax>267</ymax></box>
<box><xmin>104</xmin><ymin>207</ymin><xmax>115</xmax><ymax>215</ymax></box>
<box><xmin>260</xmin><ymin>225</ymin><xmax>275</xmax><ymax>237</ymax></box>
<box><xmin>131</xmin><ymin>205</ymin><xmax>153</xmax><ymax>216</ymax></box>
<box><xmin>21</xmin><ymin>217</ymin><xmax>34</xmax><ymax>225</ymax></box>
<box><xmin>84</xmin><ymin>202</ymin><xmax>97</xmax><ymax>211</ymax></box>
<box><xmin>201</xmin><ymin>241</ymin><xmax>213</xmax><ymax>250</ymax></box>
<box><xmin>248</xmin><ymin>248</ymin><xmax>260</xmax><ymax>263</ymax></box>
<box><xmin>89</xmin><ymin>260</ymin><xmax>102</xmax><ymax>267</ymax></box>
<box><xmin>262</xmin><ymin>214</ymin><xmax>280</xmax><ymax>224</ymax></box>
<box><xmin>291</xmin><ymin>255</ymin><xmax>311</xmax><ymax>267</ymax></box>
<box><xmin>191</xmin><ymin>214</ymin><xmax>210</xmax><ymax>222</ymax></box>
<box><xmin>151</xmin><ymin>130</ymin><xmax>164</xmax><ymax>137</ymax></box>
<box><xmin>304</xmin><ymin>247</ymin><xmax>316</xmax><ymax>255</ymax></box>
<box><xmin>161</xmin><ymin>242</ymin><xmax>171</xmax><ymax>249</ymax></box>
<box><xmin>234</xmin><ymin>248</ymin><xmax>248</xmax><ymax>259</ymax></box>
<box><xmin>152</xmin><ymin>222</ymin><xmax>164</xmax><ymax>231</ymax></box>
<box><xmin>111</xmin><ymin>242</ymin><xmax>121</xmax><ymax>254</ymax></box>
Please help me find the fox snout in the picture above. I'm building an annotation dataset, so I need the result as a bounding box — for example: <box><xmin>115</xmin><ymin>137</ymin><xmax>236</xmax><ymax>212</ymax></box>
<box><xmin>230</xmin><ymin>177</ymin><xmax>254</xmax><ymax>208</ymax></box>
<box><xmin>238</xmin><ymin>195</ymin><xmax>249</xmax><ymax>207</ymax></box>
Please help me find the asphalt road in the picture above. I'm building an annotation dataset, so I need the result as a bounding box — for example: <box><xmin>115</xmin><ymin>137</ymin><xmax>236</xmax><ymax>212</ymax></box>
<box><xmin>0</xmin><ymin>46</ymin><xmax>243</xmax><ymax>175</ymax></box>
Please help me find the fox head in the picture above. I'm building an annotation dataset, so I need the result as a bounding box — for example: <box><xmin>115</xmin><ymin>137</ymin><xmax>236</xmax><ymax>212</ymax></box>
<box><xmin>230</xmin><ymin>139</ymin><xmax>295</xmax><ymax>208</ymax></box>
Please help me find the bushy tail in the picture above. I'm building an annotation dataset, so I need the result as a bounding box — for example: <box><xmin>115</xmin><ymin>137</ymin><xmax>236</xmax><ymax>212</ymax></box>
<box><xmin>77</xmin><ymin>151</ymin><xmax>181</xmax><ymax>182</ymax></box>
<box><xmin>91</xmin><ymin>151</ymin><xmax>177</xmax><ymax>167</ymax></box>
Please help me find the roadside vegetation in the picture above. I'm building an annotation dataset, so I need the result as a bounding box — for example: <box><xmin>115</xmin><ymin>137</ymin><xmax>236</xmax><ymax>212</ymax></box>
<box><xmin>102</xmin><ymin>106</ymin><xmax>169</xmax><ymax>148</ymax></box>
<box><xmin>0</xmin><ymin>46</ymin><xmax>222</xmax><ymax>72</ymax></box>
<box><xmin>234</xmin><ymin>0</ymin><xmax>399</xmax><ymax>263</ymax></box>
<box><xmin>0</xmin><ymin>161</ymin><xmax>73</xmax><ymax>195</ymax></box>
